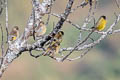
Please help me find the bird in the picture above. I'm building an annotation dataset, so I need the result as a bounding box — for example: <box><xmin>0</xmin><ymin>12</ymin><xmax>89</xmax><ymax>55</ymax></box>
<box><xmin>8</xmin><ymin>26</ymin><xmax>19</xmax><ymax>42</ymax></box>
<box><xmin>43</xmin><ymin>31</ymin><xmax>64</xmax><ymax>57</ymax></box>
<box><xmin>45</xmin><ymin>31</ymin><xmax>64</xmax><ymax>46</ymax></box>
<box><xmin>80</xmin><ymin>0</ymin><xmax>94</xmax><ymax>8</ymax></box>
<box><xmin>32</xmin><ymin>21</ymin><xmax>46</xmax><ymax>40</ymax></box>
<box><xmin>43</xmin><ymin>39</ymin><xmax>60</xmax><ymax>57</ymax></box>
<box><xmin>92</xmin><ymin>15</ymin><xmax>107</xmax><ymax>31</ymax></box>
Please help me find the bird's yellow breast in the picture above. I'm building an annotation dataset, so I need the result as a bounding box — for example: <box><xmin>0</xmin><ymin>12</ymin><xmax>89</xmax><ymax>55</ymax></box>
<box><xmin>96</xmin><ymin>18</ymin><xmax>107</xmax><ymax>31</ymax></box>
<box><xmin>10</xmin><ymin>36</ymin><xmax>17</xmax><ymax>41</ymax></box>
<box><xmin>12</xmin><ymin>36</ymin><xmax>17</xmax><ymax>40</ymax></box>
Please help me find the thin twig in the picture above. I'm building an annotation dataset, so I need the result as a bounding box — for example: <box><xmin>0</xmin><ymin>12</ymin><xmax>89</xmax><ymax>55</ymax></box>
<box><xmin>0</xmin><ymin>0</ymin><xmax>3</xmax><ymax>15</ymax></box>
<box><xmin>77</xmin><ymin>31</ymin><xmax>82</xmax><ymax>43</ymax></box>
<box><xmin>0</xmin><ymin>24</ymin><xmax>4</xmax><ymax>56</ymax></box>
<box><xmin>61</xmin><ymin>7</ymin><xmax>95</xmax><ymax>61</ymax></box>
<box><xmin>0</xmin><ymin>24</ymin><xmax>4</xmax><ymax>71</ymax></box>
<box><xmin>61</xmin><ymin>30</ymin><xmax>94</xmax><ymax>62</ymax></box>
<box><xmin>29</xmin><ymin>50</ymin><xmax>43</xmax><ymax>58</ymax></box>
<box><xmin>52</xmin><ymin>46</ymin><xmax>93</xmax><ymax>62</ymax></box>
<box><xmin>70</xmin><ymin>1</ymin><xmax>81</xmax><ymax>13</ymax></box>
<box><xmin>46</xmin><ymin>0</ymin><xmax>53</xmax><ymax>26</ymax></box>
<box><xmin>50</xmin><ymin>13</ymin><xmax>105</xmax><ymax>34</ymax></box>
<box><xmin>113</xmin><ymin>29</ymin><xmax>120</xmax><ymax>33</ymax></box>
<box><xmin>94</xmin><ymin>0</ymin><xmax>98</xmax><ymax>9</ymax></box>
<box><xmin>5</xmin><ymin>0</ymin><xmax>9</xmax><ymax>43</ymax></box>
<box><xmin>65</xmin><ymin>47</ymin><xmax>93</xmax><ymax>61</ymax></box>
<box><xmin>33</xmin><ymin>5</ymin><xmax>36</xmax><ymax>40</ymax></box>
<box><xmin>115</xmin><ymin>0</ymin><xmax>120</xmax><ymax>9</ymax></box>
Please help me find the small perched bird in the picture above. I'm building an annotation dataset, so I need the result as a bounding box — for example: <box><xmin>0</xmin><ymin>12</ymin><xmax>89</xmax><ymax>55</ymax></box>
<box><xmin>80</xmin><ymin>0</ymin><xmax>94</xmax><ymax>8</ymax></box>
<box><xmin>33</xmin><ymin>21</ymin><xmax>46</xmax><ymax>40</ymax></box>
<box><xmin>44</xmin><ymin>39</ymin><xmax>60</xmax><ymax>57</ymax></box>
<box><xmin>8</xmin><ymin>26</ymin><xmax>19</xmax><ymax>42</ymax></box>
<box><xmin>44</xmin><ymin>31</ymin><xmax>64</xmax><ymax>57</ymax></box>
<box><xmin>92</xmin><ymin>15</ymin><xmax>107</xmax><ymax>31</ymax></box>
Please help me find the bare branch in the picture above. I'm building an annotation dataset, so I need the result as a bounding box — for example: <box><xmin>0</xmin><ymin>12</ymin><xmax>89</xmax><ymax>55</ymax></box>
<box><xmin>45</xmin><ymin>45</ymin><xmax>93</xmax><ymax>62</ymax></box>
<box><xmin>64</xmin><ymin>47</ymin><xmax>93</xmax><ymax>61</ymax></box>
<box><xmin>115</xmin><ymin>0</ymin><xmax>120</xmax><ymax>8</ymax></box>
<box><xmin>0</xmin><ymin>24</ymin><xmax>4</xmax><ymax>56</ymax></box>
<box><xmin>0</xmin><ymin>0</ymin><xmax>3</xmax><ymax>15</ymax></box>
<box><xmin>61</xmin><ymin>30</ymin><xmax>94</xmax><ymax>62</ymax></box>
<box><xmin>46</xmin><ymin>0</ymin><xmax>54</xmax><ymax>26</ymax></box>
<box><xmin>113</xmin><ymin>29</ymin><xmax>120</xmax><ymax>34</ymax></box>
<box><xmin>29</xmin><ymin>51</ymin><xmax>43</xmax><ymax>58</ymax></box>
<box><xmin>5</xmin><ymin>0</ymin><xmax>9</xmax><ymax>43</ymax></box>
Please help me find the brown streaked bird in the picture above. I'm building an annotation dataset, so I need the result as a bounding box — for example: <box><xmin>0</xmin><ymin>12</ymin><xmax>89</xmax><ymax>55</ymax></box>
<box><xmin>8</xmin><ymin>26</ymin><xmax>19</xmax><ymax>42</ymax></box>
<box><xmin>33</xmin><ymin>21</ymin><xmax>46</xmax><ymax>40</ymax></box>
<box><xmin>43</xmin><ymin>39</ymin><xmax>60</xmax><ymax>57</ymax></box>
<box><xmin>45</xmin><ymin>31</ymin><xmax>64</xmax><ymax>46</ymax></box>
<box><xmin>43</xmin><ymin>31</ymin><xmax>64</xmax><ymax>57</ymax></box>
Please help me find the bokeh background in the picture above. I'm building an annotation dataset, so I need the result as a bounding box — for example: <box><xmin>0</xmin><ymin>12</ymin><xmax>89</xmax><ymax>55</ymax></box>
<box><xmin>0</xmin><ymin>0</ymin><xmax>120</xmax><ymax>80</ymax></box>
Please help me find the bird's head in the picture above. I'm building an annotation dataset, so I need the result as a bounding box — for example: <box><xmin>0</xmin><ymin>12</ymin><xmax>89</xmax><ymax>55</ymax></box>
<box><xmin>13</xmin><ymin>26</ymin><xmax>19</xmax><ymax>31</ymax></box>
<box><xmin>39</xmin><ymin>21</ymin><xmax>45</xmax><ymax>26</ymax></box>
<box><xmin>58</xmin><ymin>31</ymin><xmax>64</xmax><ymax>36</ymax></box>
<box><xmin>101</xmin><ymin>15</ymin><xmax>106</xmax><ymax>20</ymax></box>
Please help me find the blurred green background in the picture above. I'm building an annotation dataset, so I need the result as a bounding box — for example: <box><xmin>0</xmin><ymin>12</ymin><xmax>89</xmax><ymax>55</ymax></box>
<box><xmin>0</xmin><ymin>0</ymin><xmax>120</xmax><ymax>80</ymax></box>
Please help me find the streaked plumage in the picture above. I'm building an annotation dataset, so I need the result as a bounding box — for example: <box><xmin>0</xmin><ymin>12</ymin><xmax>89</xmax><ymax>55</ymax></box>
<box><xmin>8</xmin><ymin>26</ymin><xmax>19</xmax><ymax>42</ymax></box>
<box><xmin>43</xmin><ymin>39</ymin><xmax>60</xmax><ymax>57</ymax></box>
<box><xmin>44</xmin><ymin>31</ymin><xmax>64</xmax><ymax>57</ymax></box>
<box><xmin>33</xmin><ymin>21</ymin><xmax>46</xmax><ymax>40</ymax></box>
